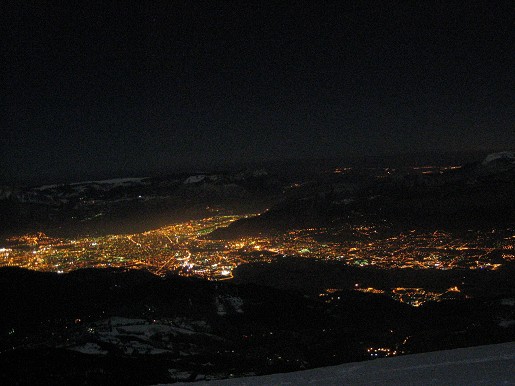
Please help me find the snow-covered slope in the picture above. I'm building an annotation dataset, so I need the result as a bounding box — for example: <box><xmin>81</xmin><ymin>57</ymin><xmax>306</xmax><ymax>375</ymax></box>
<box><xmin>35</xmin><ymin>177</ymin><xmax>149</xmax><ymax>191</ymax></box>
<box><xmin>482</xmin><ymin>151</ymin><xmax>515</xmax><ymax>165</ymax></box>
<box><xmin>183</xmin><ymin>342</ymin><xmax>515</xmax><ymax>386</ymax></box>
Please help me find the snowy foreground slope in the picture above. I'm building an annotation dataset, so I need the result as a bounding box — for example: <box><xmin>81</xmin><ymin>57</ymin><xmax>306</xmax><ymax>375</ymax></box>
<box><xmin>181</xmin><ymin>342</ymin><xmax>515</xmax><ymax>386</ymax></box>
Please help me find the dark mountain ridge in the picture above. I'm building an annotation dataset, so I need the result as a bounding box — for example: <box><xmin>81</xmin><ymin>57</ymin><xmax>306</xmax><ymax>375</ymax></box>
<box><xmin>0</xmin><ymin>267</ymin><xmax>513</xmax><ymax>384</ymax></box>
<box><xmin>209</xmin><ymin>153</ymin><xmax>515</xmax><ymax>239</ymax></box>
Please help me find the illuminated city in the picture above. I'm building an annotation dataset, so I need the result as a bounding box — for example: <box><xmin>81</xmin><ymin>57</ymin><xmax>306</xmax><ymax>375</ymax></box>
<box><xmin>2</xmin><ymin>214</ymin><xmax>513</xmax><ymax>307</ymax></box>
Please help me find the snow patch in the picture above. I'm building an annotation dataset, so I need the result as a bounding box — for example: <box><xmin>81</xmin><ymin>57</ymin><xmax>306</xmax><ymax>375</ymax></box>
<box><xmin>225</xmin><ymin>296</ymin><xmax>244</xmax><ymax>313</ymax></box>
<box><xmin>215</xmin><ymin>296</ymin><xmax>244</xmax><ymax>315</ymax></box>
<box><xmin>122</xmin><ymin>340</ymin><xmax>171</xmax><ymax>355</ymax></box>
<box><xmin>215</xmin><ymin>296</ymin><xmax>226</xmax><ymax>316</ymax></box>
<box><xmin>168</xmin><ymin>369</ymin><xmax>196</xmax><ymax>381</ymax></box>
<box><xmin>184</xmin><ymin>175</ymin><xmax>206</xmax><ymax>184</ymax></box>
<box><xmin>69</xmin><ymin>342</ymin><xmax>108</xmax><ymax>355</ymax></box>
<box><xmin>252</xmin><ymin>169</ymin><xmax>268</xmax><ymax>177</ymax></box>
<box><xmin>482</xmin><ymin>151</ymin><xmax>515</xmax><ymax>165</ymax></box>
<box><xmin>498</xmin><ymin>319</ymin><xmax>515</xmax><ymax>328</ymax></box>
<box><xmin>109</xmin><ymin>317</ymin><xmax>146</xmax><ymax>326</ymax></box>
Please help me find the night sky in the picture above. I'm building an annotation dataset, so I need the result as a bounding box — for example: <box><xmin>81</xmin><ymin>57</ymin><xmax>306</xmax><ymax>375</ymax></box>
<box><xmin>2</xmin><ymin>1</ymin><xmax>514</xmax><ymax>184</ymax></box>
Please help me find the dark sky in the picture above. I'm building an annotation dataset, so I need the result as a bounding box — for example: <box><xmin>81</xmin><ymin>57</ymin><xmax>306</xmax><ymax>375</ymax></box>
<box><xmin>2</xmin><ymin>1</ymin><xmax>514</xmax><ymax>184</ymax></box>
